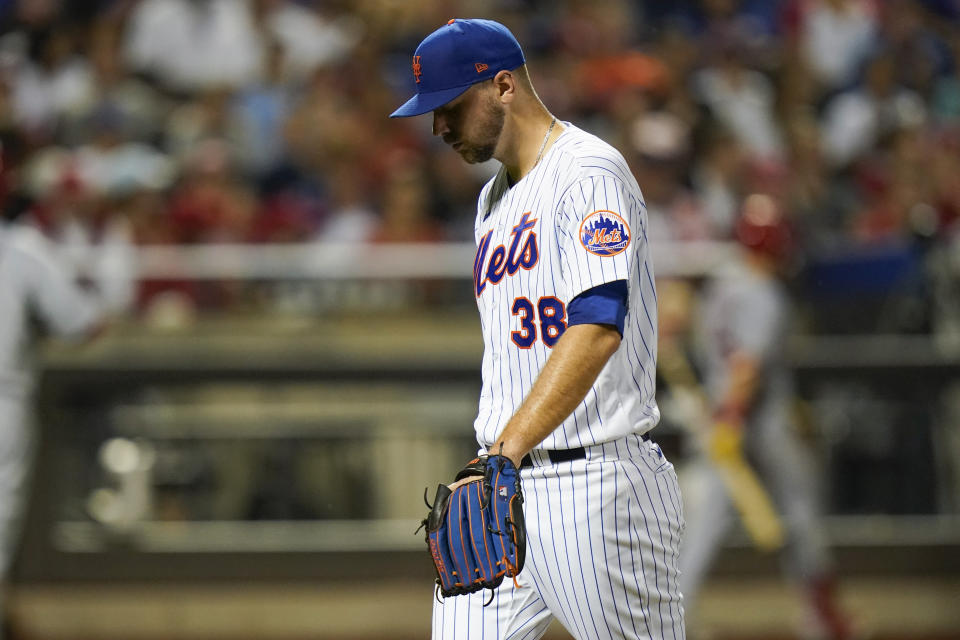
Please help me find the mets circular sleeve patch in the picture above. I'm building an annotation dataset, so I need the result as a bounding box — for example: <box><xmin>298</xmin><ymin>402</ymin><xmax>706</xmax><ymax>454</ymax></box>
<box><xmin>579</xmin><ymin>210</ymin><xmax>631</xmax><ymax>257</ymax></box>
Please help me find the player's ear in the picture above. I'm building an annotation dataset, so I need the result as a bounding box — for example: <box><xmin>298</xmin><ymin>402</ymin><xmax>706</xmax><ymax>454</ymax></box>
<box><xmin>492</xmin><ymin>69</ymin><xmax>517</xmax><ymax>104</ymax></box>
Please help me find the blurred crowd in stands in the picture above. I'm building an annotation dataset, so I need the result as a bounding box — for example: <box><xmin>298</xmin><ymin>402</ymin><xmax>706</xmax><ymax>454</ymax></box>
<box><xmin>1</xmin><ymin>0</ymin><xmax>959</xmax><ymax>325</ymax></box>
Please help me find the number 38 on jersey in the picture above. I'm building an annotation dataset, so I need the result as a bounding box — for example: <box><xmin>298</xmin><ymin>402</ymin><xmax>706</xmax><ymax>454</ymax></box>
<box><xmin>473</xmin><ymin>212</ymin><xmax>568</xmax><ymax>349</ymax></box>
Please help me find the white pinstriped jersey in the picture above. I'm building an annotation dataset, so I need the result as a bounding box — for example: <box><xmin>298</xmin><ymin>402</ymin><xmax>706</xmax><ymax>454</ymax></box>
<box><xmin>472</xmin><ymin>123</ymin><xmax>660</xmax><ymax>451</ymax></box>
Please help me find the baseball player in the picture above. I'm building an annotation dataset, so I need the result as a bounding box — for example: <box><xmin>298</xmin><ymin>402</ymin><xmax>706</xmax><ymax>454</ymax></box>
<box><xmin>678</xmin><ymin>194</ymin><xmax>852</xmax><ymax>638</ymax></box>
<box><xmin>0</xmin><ymin>194</ymin><xmax>131</xmax><ymax>634</ymax></box>
<box><xmin>391</xmin><ymin>19</ymin><xmax>684</xmax><ymax>640</ymax></box>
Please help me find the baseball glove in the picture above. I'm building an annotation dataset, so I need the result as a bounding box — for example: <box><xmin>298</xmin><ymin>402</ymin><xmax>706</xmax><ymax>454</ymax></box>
<box><xmin>421</xmin><ymin>454</ymin><xmax>526</xmax><ymax>600</ymax></box>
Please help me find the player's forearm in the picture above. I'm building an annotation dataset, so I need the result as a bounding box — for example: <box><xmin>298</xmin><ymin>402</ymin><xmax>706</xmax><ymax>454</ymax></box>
<box><xmin>716</xmin><ymin>351</ymin><xmax>761</xmax><ymax>421</ymax></box>
<box><xmin>489</xmin><ymin>323</ymin><xmax>621</xmax><ymax>465</ymax></box>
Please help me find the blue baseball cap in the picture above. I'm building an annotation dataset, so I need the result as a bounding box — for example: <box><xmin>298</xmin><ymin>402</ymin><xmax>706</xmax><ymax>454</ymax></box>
<box><xmin>390</xmin><ymin>18</ymin><xmax>525</xmax><ymax>118</ymax></box>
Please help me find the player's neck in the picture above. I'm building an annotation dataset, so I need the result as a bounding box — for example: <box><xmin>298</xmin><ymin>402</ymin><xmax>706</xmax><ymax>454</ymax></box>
<box><xmin>744</xmin><ymin>252</ymin><xmax>778</xmax><ymax>278</ymax></box>
<box><xmin>499</xmin><ymin>109</ymin><xmax>563</xmax><ymax>185</ymax></box>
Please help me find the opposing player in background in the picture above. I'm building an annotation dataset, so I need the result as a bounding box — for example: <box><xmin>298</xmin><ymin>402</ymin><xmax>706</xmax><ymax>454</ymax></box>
<box><xmin>391</xmin><ymin>18</ymin><xmax>683</xmax><ymax>640</ymax></box>
<box><xmin>0</xmin><ymin>142</ymin><xmax>132</xmax><ymax>635</ymax></box>
<box><xmin>677</xmin><ymin>194</ymin><xmax>852</xmax><ymax>639</ymax></box>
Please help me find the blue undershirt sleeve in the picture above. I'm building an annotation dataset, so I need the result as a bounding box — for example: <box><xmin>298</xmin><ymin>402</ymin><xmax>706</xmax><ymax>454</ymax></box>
<box><xmin>566</xmin><ymin>279</ymin><xmax>628</xmax><ymax>336</ymax></box>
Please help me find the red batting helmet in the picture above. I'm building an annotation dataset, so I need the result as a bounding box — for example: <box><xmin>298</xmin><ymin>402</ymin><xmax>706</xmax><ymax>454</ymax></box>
<box><xmin>735</xmin><ymin>194</ymin><xmax>793</xmax><ymax>261</ymax></box>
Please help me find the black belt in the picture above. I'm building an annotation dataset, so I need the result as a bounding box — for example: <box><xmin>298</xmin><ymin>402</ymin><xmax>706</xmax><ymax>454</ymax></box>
<box><xmin>520</xmin><ymin>433</ymin><xmax>650</xmax><ymax>468</ymax></box>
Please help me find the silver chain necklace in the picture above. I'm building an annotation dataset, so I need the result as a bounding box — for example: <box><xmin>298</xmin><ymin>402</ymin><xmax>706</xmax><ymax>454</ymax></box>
<box><xmin>500</xmin><ymin>116</ymin><xmax>557</xmax><ymax>195</ymax></box>
<box><xmin>532</xmin><ymin>117</ymin><xmax>556</xmax><ymax>169</ymax></box>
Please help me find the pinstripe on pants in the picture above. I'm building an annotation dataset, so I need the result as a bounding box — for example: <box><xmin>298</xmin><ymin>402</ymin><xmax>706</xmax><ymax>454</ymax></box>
<box><xmin>432</xmin><ymin>433</ymin><xmax>685</xmax><ymax>640</ymax></box>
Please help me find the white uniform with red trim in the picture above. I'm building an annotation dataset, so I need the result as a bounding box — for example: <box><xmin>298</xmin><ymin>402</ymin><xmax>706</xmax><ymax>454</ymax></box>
<box><xmin>679</xmin><ymin>260</ymin><xmax>833</xmax><ymax>615</ymax></box>
<box><xmin>433</xmin><ymin>124</ymin><xmax>685</xmax><ymax>639</ymax></box>
<box><xmin>0</xmin><ymin>221</ymin><xmax>130</xmax><ymax>632</ymax></box>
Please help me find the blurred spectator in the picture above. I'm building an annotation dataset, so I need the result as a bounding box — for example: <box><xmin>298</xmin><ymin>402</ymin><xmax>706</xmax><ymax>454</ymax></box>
<box><xmin>371</xmin><ymin>159</ymin><xmax>444</xmax><ymax>243</ymax></box>
<box><xmin>229</xmin><ymin>39</ymin><xmax>292</xmax><ymax>180</ymax></box>
<box><xmin>123</xmin><ymin>180</ymin><xmax>176</xmax><ymax>245</ymax></box>
<box><xmin>316</xmin><ymin>163</ymin><xmax>378</xmax><ymax>243</ymax></box>
<box><xmin>785</xmin><ymin>0</ymin><xmax>879</xmax><ymax>95</ymax></box>
<box><xmin>930</xmin><ymin>32</ymin><xmax>960</xmax><ymax>123</ymax></box>
<box><xmin>646</xmin><ymin>23</ymin><xmax>703</xmax><ymax>125</ymax></box>
<box><xmin>642</xmin><ymin>0</ymin><xmax>783</xmax><ymax>40</ymax></box>
<box><xmin>820</xmin><ymin>47</ymin><xmax>927</xmax><ymax>169</ymax></box>
<box><xmin>123</xmin><ymin>0</ymin><xmax>263</xmax><ymax>93</ymax></box>
<box><xmin>252</xmin><ymin>0</ymin><xmax>362</xmax><ymax>81</ymax></box>
<box><xmin>629</xmin><ymin>110</ymin><xmax>712</xmax><ymax>243</ymax></box>
<box><xmin>572</xmin><ymin>49</ymin><xmax>670</xmax><ymax>123</ymax></box>
<box><xmin>879</xmin><ymin>0</ymin><xmax>951</xmax><ymax>101</ymax></box>
<box><xmin>849</xmin><ymin>125</ymin><xmax>934</xmax><ymax>243</ymax></box>
<box><xmin>775</xmin><ymin>48</ymin><xmax>820</xmax><ymax>127</ymax></box>
<box><xmin>59</xmin><ymin>16</ymin><xmax>167</xmax><ymax>146</ymax></box>
<box><xmin>691</xmin><ymin>28</ymin><xmax>785</xmax><ymax>162</ymax></box>
<box><xmin>73</xmin><ymin>104</ymin><xmax>175</xmax><ymax>195</ymax></box>
<box><xmin>283</xmin><ymin>66</ymin><xmax>376</xmax><ymax>179</ymax></box>
<box><xmin>783</xmin><ymin>113</ymin><xmax>844</xmax><ymax>243</ymax></box>
<box><xmin>927</xmin><ymin>131</ymin><xmax>960</xmax><ymax>234</ymax></box>
<box><xmin>166</xmin><ymin>139</ymin><xmax>256</xmax><ymax>243</ymax></box>
<box><xmin>425</xmin><ymin>147</ymin><xmax>491</xmax><ymax>241</ymax></box>
<box><xmin>8</xmin><ymin>21</ymin><xmax>93</xmax><ymax>138</ymax></box>
<box><xmin>164</xmin><ymin>87</ymin><xmax>242</xmax><ymax>165</ymax></box>
<box><xmin>553</xmin><ymin>0</ymin><xmax>641</xmax><ymax>56</ymax></box>
<box><xmin>690</xmin><ymin>121</ymin><xmax>746</xmax><ymax>238</ymax></box>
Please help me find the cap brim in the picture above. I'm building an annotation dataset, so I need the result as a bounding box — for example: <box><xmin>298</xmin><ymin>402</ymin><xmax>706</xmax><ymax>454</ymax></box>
<box><xmin>390</xmin><ymin>85</ymin><xmax>472</xmax><ymax>118</ymax></box>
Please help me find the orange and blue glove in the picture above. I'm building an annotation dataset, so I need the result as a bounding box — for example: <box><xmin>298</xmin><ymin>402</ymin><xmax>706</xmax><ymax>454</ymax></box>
<box><xmin>422</xmin><ymin>454</ymin><xmax>526</xmax><ymax>600</ymax></box>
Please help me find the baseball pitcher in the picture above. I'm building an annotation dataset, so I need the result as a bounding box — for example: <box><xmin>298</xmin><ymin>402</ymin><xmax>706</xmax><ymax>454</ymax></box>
<box><xmin>391</xmin><ymin>18</ymin><xmax>684</xmax><ymax>640</ymax></box>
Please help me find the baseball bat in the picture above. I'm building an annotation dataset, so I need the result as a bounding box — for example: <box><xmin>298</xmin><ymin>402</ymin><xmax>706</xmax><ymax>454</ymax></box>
<box><xmin>658</xmin><ymin>344</ymin><xmax>785</xmax><ymax>552</ymax></box>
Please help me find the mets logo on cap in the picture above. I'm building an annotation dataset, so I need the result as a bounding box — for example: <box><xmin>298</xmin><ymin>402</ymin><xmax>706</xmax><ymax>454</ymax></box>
<box><xmin>412</xmin><ymin>55</ymin><xmax>422</xmax><ymax>83</ymax></box>
<box><xmin>580</xmin><ymin>210</ymin><xmax>631</xmax><ymax>256</ymax></box>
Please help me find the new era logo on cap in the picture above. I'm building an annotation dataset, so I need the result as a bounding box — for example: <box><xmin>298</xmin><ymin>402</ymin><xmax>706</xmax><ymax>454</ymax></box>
<box><xmin>390</xmin><ymin>18</ymin><xmax>526</xmax><ymax>118</ymax></box>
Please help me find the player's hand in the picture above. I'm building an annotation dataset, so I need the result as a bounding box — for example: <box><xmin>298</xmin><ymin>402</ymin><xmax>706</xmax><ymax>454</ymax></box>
<box><xmin>449</xmin><ymin>446</ymin><xmax>522</xmax><ymax>491</ymax></box>
<box><xmin>709</xmin><ymin>420</ymin><xmax>744</xmax><ymax>461</ymax></box>
<box><xmin>445</xmin><ymin>456</ymin><xmax>486</xmax><ymax>491</ymax></box>
<box><xmin>421</xmin><ymin>455</ymin><xmax>526</xmax><ymax>599</ymax></box>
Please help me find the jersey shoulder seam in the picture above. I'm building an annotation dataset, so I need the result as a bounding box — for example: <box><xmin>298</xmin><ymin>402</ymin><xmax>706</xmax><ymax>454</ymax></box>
<box><xmin>553</xmin><ymin>154</ymin><xmax>638</xmax><ymax>217</ymax></box>
<box><xmin>552</xmin><ymin>132</ymin><xmax>634</xmax><ymax>205</ymax></box>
